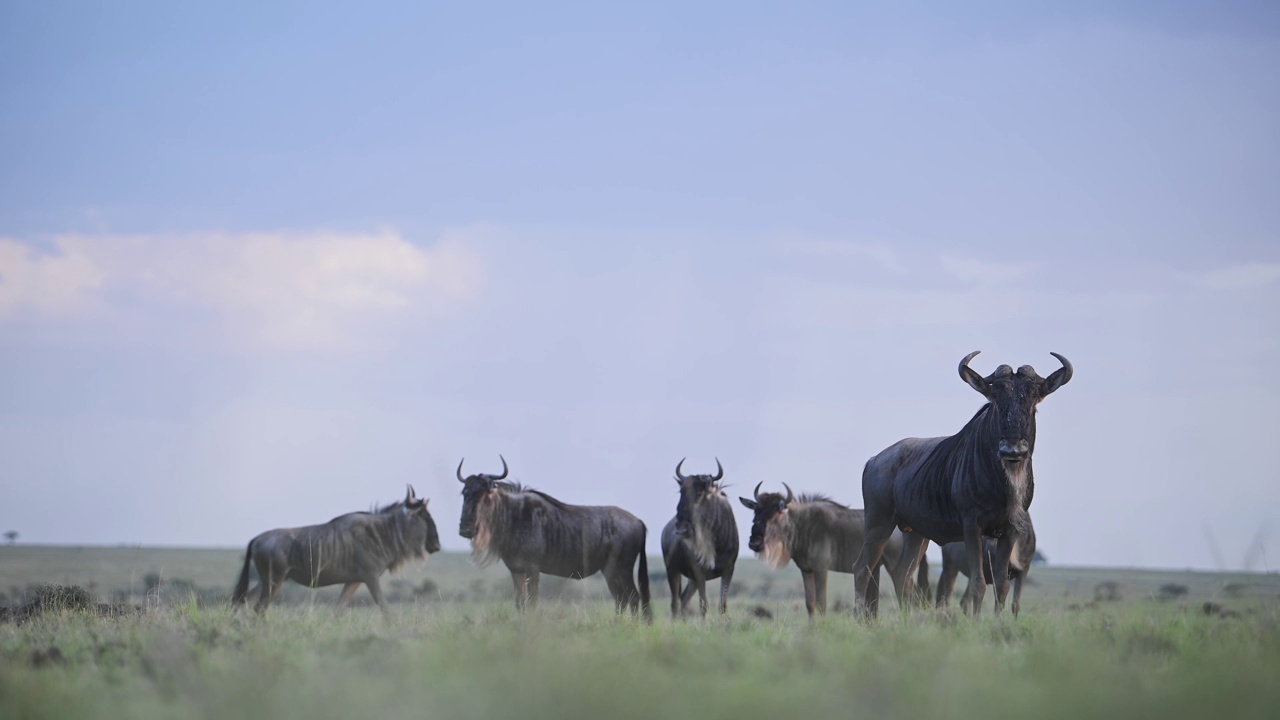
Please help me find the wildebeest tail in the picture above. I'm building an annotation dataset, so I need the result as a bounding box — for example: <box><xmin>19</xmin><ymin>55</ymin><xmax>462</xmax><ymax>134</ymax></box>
<box><xmin>231</xmin><ymin>539</ymin><xmax>254</xmax><ymax>605</ymax></box>
<box><xmin>638</xmin><ymin>533</ymin><xmax>652</xmax><ymax>620</ymax></box>
<box><xmin>915</xmin><ymin>554</ymin><xmax>931</xmax><ymax>605</ymax></box>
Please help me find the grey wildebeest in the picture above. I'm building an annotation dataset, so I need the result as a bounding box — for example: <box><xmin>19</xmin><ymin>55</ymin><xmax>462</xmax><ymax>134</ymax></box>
<box><xmin>231</xmin><ymin>485</ymin><xmax>441</xmax><ymax>615</ymax></box>
<box><xmin>936</xmin><ymin>518</ymin><xmax>1037</xmax><ymax>617</ymax></box>
<box><xmin>852</xmin><ymin>351</ymin><xmax>1072</xmax><ymax>616</ymax></box>
<box><xmin>739</xmin><ymin>482</ymin><xmax>930</xmax><ymax>618</ymax></box>
<box><xmin>457</xmin><ymin>456</ymin><xmax>652</xmax><ymax>619</ymax></box>
<box><xmin>660</xmin><ymin>458</ymin><xmax>739</xmax><ymax>618</ymax></box>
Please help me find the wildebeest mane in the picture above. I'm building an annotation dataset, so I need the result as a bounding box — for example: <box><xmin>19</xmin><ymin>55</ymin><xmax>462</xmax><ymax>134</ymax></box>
<box><xmin>470</xmin><ymin>482</ymin><xmax>586</xmax><ymax>567</ymax></box>
<box><xmin>687</xmin><ymin>489</ymin><xmax>734</xmax><ymax>568</ymax></box>
<box><xmin>796</xmin><ymin>492</ymin><xmax>845</xmax><ymax>508</ymax></box>
<box><xmin>908</xmin><ymin>402</ymin><xmax>1033</xmax><ymax>536</ymax></box>
<box><xmin>307</xmin><ymin>510</ymin><xmax>431</xmax><ymax>576</ymax></box>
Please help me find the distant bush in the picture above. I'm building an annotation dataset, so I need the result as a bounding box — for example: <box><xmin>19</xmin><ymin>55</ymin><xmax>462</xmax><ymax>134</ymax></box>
<box><xmin>1094</xmin><ymin>581</ymin><xmax>1122</xmax><ymax>602</ymax></box>
<box><xmin>33</xmin><ymin>584</ymin><xmax>96</xmax><ymax>612</ymax></box>
<box><xmin>413</xmin><ymin>579</ymin><xmax>440</xmax><ymax>600</ymax></box>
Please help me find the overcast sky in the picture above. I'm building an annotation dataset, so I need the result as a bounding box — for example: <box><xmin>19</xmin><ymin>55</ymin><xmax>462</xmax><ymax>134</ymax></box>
<box><xmin>2</xmin><ymin>1</ymin><xmax>1277</xmax><ymax>571</ymax></box>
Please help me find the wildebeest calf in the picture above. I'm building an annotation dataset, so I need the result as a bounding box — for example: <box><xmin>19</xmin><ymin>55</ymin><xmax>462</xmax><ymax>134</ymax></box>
<box><xmin>231</xmin><ymin>485</ymin><xmax>441</xmax><ymax>615</ymax></box>
<box><xmin>739</xmin><ymin>482</ymin><xmax>929</xmax><ymax>617</ymax></box>
<box><xmin>936</xmin><ymin>518</ymin><xmax>1037</xmax><ymax>617</ymax></box>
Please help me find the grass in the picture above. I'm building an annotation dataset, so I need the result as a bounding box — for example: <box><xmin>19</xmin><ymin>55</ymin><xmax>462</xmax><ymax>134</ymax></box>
<box><xmin>3</xmin><ymin>602</ymin><xmax>1279</xmax><ymax>720</ymax></box>
<box><xmin>2</xmin><ymin>547</ymin><xmax>1279</xmax><ymax>719</ymax></box>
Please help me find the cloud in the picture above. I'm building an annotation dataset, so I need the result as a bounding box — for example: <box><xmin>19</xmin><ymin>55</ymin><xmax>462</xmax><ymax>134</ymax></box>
<box><xmin>939</xmin><ymin>254</ymin><xmax>1030</xmax><ymax>285</ymax></box>
<box><xmin>1197</xmin><ymin>262</ymin><xmax>1280</xmax><ymax>291</ymax></box>
<box><xmin>777</xmin><ymin>238</ymin><xmax>905</xmax><ymax>273</ymax></box>
<box><xmin>0</xmin><ymin>239</ymin><xmax>106</xmax><ymax>316</ymax></box>
<box><xmin>0</xmin><ymin>230</ymin><xmax>481</xmax><ymax>349</ymax></box>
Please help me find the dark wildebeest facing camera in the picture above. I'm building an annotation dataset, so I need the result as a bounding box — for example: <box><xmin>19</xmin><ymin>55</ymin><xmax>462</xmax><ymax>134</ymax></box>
<box><xmin>853</xmin><ymin>351</ymin><xmax>1072</xmax><ymax>617</ymax></box>
<box><xmin>661</xmin><ymin>458</ymin><xmax>739</xmax><ymax>618</ymax></box>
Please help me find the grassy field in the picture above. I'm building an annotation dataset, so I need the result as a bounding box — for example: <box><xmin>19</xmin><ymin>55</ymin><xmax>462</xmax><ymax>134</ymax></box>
<box><xmin>2</xmin><ymin>546</ymin><xmax>1279</xmax><ymax>720</ymax></box>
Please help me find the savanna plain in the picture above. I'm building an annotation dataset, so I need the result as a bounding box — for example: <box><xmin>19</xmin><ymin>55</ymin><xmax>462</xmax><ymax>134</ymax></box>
<box><xmin>1</xmin><ymin>546</ymin><xmax>1278</xmax><ymax>720</ymax></box>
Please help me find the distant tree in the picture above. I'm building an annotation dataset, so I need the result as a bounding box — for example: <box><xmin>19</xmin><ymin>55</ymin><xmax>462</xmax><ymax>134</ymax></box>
<box><xmin>1031</xmin><ymin>549</ymin><xmax>1047</xmax><ymax>566</ymax></box>
<box><xmin>3</xmin><ymin>531</ymin><xmax>16</xmax><ymax>545</ymax></box>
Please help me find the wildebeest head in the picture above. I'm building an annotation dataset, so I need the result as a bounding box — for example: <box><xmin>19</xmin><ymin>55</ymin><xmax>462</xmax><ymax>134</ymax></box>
<box><xmin>673</xmin><ymin>457</ymin><xmax>725</xmax><ymax>539</ymax></box>
<box><xmin>399</xmin><ymin>484</ymin><xmax>442</xmax><ymax>555</ymax></box>
<box><xmin>456</xmin><ymin>455</ymin><xmax>509</xmax><ymax>539</ymax></box>
<box><xmin>737</xmin><ymin>481</ymin><xmax>794</xmax><ymax>554</ymax></box>
<box><xmin>958</xmin><ymin>351</ymin><xmax>1073</xmax><ymax>462</ymax></box>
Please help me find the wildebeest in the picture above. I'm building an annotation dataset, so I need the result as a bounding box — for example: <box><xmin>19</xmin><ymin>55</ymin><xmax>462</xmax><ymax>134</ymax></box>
<box><xmin>852</xmin><ymin>351</ymin><xmax>1072</xmax><ymax>616</ymax></box>
<box><xmin>936</xmin><ymin>518</ymin><xmax>1037</xmax><ymax>617</ymax></box>
<box><xmin>457</xmin><ymin>456</ymin><xmax>652</xmax><ymax>619</ymax></box>
<box><xmin>231</xmin><ymin>485</ymin><xmax>441</xmax><ymax>615</ymax></box>
<box><xmin>739</xmin><ymin>482</ymin><xmax>930</xmax><ymax>617</ymax></box>
<box><xmin>660</xmin><ymin>458</ymin><xmax>739</xmax><ymax>618</ymax></box>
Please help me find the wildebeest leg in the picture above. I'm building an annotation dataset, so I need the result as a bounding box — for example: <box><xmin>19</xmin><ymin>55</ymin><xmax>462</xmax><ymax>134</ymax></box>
<box><xmin>688</xmin><ymin>562</ymin><xmax>710</xmax><ymax>618</ymax></box>
<box><xmin>336</xmin><ymin>582</ymin><xmax>359</xmax><ymax>611</ymax></box>
<box><xmin>256</xmin><ymin>576</ymin><xmax>285</xmax><ymax>615</ymax></box>
<box><xmin>853</xmin><ymin>520</ymin><xmax>896</xmax><ymax>617</ymax></box>
<box><xmin>959</xmin><ymin>575</ymin><xmax>974</xmax><ymax>614</ymax></box>
<box><xmin>364</xmin><ymin>576</ymin><xmax>390</xmax><ymax>615</ymax></box>
<box><xmin>906</xmin><ymin>537</ymin><xmax>931</xmax><ymax>608</ymax></box>
<box><xmin>961</xmin><ymin>521</ymin><xmax>987</xmax><ymax>616</ymax></box>
<box><xmin>935</xmin><ymin>562</ymin><xmax>958</xmax><ymax>608</ymax></box>
<box><xmin>526</xmin><ymin>572</ymin><xmax>540</xmax><ymax>610</ymax></box>
<box><xmin>893</xmin><ymin>533</ymin><xmax>929</xmax><ymax>611</ymax></box>
<box><xmin>605</xmin><ymin>571</ymin><xmax>637</xmax><ymax>615</ymax></box>
<box><xmin>510</xmin><ymin>571</ymin><xmax>528</xmax><ymax>611</ymax></box>
<box><xmin>667</xmin><ymin>569</ymin><xmax>683</xmax><ymax>619</ymax></box>
<box><xmin>718</xmin><ymin>565</ymin><xmax>734</xmax><ymax>615</ymax></box>
<box><xmin>801</xmin><ymin>571</ymin><xmax>818</xmax><ymax>618</ymax></box>
<box><xmin>1011</xmin><ymin>571</ymin><xmax>1025</xmax><ymax>618</ymax></box>
<box><xmin>990</xmin><ymin>534</ymin><xmax>1014</xmax><ymax>615</ymax></box>
<box><xmin>679</xmin><ymin>579</ymin><xmax>697</xmax><ymax>614</ymax></box>
<box><xmin>695</xmin><ymin>578</ymin><xmax>709</xmax><ymax>618</ymax></box>
<box><xmin>813</xmin><ymin>569</ymin><xmax>829</xmax><ymax>616</ymax></box>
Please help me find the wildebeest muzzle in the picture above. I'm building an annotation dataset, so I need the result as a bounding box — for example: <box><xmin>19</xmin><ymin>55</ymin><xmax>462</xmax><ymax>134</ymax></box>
<box><xmin>998</xmin><ymin>438</ymin><xmax>1030</xmax><ymax>460</ymax></box>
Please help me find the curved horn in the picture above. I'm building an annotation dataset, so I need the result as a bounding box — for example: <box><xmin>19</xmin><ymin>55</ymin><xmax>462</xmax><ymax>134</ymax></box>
<box><xmin>456</xmin><ymin>458</ymin><xmax>466</xmax><ymax>483</ymax></box>
<box><xmin>1050</xmin><ymin>352</ymin><xmax>1073</xmax><ymax>383</ymax></box>
<box><xmin>495</xmin><ymin>454</ymin><xmax>509</xmax><ymax>480</ymax></box>
<box><xmin>782</xmin><ymin>482</ymin><xmax>795</xmax><ymax>505</ymax></box>
<box><xmin>958</xmin><ymin>350</ymin><xmax>989</xmax><ymax>395</ymax></box>
<box><xmin>712</xmin><ymin>457</ymin><xmax>724</xmax><ymax>482</ymax></box>
<box><xmin>1042</xmin><ymin>352</ymin><xmax>1074</xmax><ymax>396</ymax></box>
<box><xmin>406</xmin><ymin>484</ymin><xmax>417</xmax><ymax>501</ymax></box>
<box><xmin>675</xmin><ymin>457</ymin><xmax>688</xmax><ymax>481</ymax></box>
<box><xmin>753</xmin><ymin>481</ymin><xmax>763</xmax><ymax>501</ymax></box>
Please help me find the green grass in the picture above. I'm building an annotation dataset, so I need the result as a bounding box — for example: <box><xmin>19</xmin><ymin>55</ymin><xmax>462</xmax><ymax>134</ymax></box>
<box><xmin>2</xmin><ymin>547</ymin><xmax>1279</xmax><ymax>719</ymax></box>
<box><xmin>2</xmin><ymin>602</ymin><xmax>1279</xmax><ymax>720</ymax></box>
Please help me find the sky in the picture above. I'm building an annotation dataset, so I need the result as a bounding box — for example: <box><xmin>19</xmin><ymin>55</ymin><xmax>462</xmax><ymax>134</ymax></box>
<box><xmin>1</xmin><ymin>1</ymin><xmax>1278</xmax><ymax>571</ymax></box>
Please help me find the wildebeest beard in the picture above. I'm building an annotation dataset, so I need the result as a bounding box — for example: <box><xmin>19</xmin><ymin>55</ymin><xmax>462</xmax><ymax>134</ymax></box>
<box><xmin>761</xmin><ymin>510</ymin><xmax>792</xmax><ymax>570</ymax></box>
<box><xmin>687</xmin><ymin>494</ymin><xmax>726</xmax><ymax>568</ymax></box>
<box><xmin>469</xmin><ymin>489</ymin><xmax>502</xmax><ymax>567</ymax></box>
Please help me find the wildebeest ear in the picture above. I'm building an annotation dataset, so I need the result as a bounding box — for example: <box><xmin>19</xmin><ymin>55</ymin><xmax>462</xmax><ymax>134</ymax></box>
<box><xmin>739</xmin><ymin>497</ymin><xmax>757</xmax><ymax>510</ymax></box>
<box><xmin>958</xmin><ymin>350</ymin><xmax>989</xmax><ymax>396</ymax></box>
